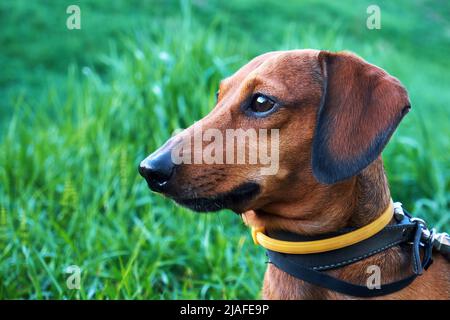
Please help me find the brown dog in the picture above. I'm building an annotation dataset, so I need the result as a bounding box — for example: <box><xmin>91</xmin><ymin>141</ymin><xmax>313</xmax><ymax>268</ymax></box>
<box><xmin>139</xmin><ymin>50</ymin><xmax>449</xmax><ymax>299</ymax></box>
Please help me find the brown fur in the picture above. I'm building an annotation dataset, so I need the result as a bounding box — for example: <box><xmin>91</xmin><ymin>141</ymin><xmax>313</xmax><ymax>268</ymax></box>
<box><xmin>150</xmin><ymin>50</ymin><xmax>450</xmax><ymax>299</ymax></box>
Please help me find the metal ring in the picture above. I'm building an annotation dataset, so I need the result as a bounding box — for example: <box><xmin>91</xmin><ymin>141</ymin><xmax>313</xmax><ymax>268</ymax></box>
<box><xmin>410</xmin><ymin>217</ymin><xmax>427</xmax><ymax>229</ymax></box>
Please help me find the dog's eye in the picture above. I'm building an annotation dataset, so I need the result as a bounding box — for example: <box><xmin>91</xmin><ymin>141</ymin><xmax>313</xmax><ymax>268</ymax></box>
<box><xmin>250</xmin><ymin>94</ymin><xmax>276</xmax><ymax>113</ymax></box>
<box><xmin>215</xmin><ymin>90</ymin><xmax>219</xmax><ymax>101</ymax></box>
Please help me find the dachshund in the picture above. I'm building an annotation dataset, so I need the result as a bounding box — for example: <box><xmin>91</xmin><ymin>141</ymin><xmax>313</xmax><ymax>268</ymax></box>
<box><xmin>139</xmin><ymin>50</ymin><xmax>449</xmax><ymax>299</ymax></box>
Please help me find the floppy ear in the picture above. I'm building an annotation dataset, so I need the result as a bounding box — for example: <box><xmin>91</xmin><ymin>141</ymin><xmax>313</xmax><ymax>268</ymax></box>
<box><xmin>312</xmin><ymin>51</ymin><xmax>411</xmax><ymax>184</ymax></box>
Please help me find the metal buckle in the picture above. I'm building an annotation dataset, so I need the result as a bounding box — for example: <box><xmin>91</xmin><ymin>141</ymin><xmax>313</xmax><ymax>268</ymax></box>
<box><xmin>433</xmin><ymin>231</ymin><xmax>450</xmax><ymax>254</ymax></box>
<box><xmin>410</xmin><ymin>217</ymin><xmax>427</xmax><ymax>228</ymax></box>
<box><xmin>410</xmin><ymin>217</ymin><xmax>434</xmax><ymax>243</ymax></box>
<box><xmin>394</xmin><ymin>203</ymin><xmax>449</xmax><ymax>255</ymax></box>
<box><xmin>393</xmin><ymin>202</ymin><xmax>405</xmax><ymax>222</ymax></box>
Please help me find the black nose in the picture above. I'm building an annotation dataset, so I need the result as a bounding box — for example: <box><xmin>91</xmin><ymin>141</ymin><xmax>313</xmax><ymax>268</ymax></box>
<box><xmin>139</xmin><ymin>147</ymin><xmax>175</xmax><ymax>192</ymax></box>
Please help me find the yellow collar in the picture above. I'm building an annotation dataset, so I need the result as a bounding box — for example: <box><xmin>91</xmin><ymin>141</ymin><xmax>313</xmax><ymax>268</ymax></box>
<box><xmin>251</xmin><ymin>200</ymin><xmax>394</xmax><ymax>254</ymax></box>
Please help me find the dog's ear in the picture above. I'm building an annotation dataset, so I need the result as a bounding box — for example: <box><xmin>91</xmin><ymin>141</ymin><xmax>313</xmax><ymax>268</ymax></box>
<box><xmin>312</xmin><ymin>51</ymin><xmax>411</xmax><ymax>184</ymax></box>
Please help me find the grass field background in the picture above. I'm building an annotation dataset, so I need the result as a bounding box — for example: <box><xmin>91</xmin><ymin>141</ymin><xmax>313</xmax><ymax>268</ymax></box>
<box><xmin>0</xmin><ymin>0</ymin><xmax>449</xmax><ymax>299</ymax></box>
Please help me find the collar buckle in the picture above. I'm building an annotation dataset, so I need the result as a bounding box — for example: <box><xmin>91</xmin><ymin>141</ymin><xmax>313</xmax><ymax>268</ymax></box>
<box><xmin>433</xmin><ymin>231</ymin><xmax>450</xmax><ymax>255</ymax></box>
<box><xmin>393</xmin><ymin>201</ymin><xmax>405</xmax><ymax>221</ymax></box>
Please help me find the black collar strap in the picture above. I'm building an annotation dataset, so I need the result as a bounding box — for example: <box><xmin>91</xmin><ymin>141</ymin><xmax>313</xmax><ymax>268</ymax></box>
<box><xmin>266</xmin><ymin>205</ymin><xmax>435</xmax><ymax>297</ymax></box>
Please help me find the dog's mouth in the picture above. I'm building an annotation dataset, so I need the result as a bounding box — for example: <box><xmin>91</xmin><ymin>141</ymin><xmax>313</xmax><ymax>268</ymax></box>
<box><xmin>172</xmin><ymin>182</ymin><xmax>261</xmax><ymax>213</ymax></box>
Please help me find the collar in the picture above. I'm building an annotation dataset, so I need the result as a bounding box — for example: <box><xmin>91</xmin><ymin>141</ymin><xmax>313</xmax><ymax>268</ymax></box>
<box><xmin>249</xmin><ymin>200</ymin><xmax>436</xmax><ymax>297</ymax></box>
<box><xmin>251</xmin><ymin>200</ymin><xmax>394</xmax><ymax>254</ymax></box>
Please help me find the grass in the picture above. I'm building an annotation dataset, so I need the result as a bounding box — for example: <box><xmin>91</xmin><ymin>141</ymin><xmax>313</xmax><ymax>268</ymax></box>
<box><xmin>0</xmin><ymin>0</ymin><xmax>449</xmax><ymax>299</ymax></box>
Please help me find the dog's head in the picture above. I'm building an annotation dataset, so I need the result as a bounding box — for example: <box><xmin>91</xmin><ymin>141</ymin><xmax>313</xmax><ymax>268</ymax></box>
<box><xmin>139</xmin><ymin>50</ymin><xmax>410</xmax><ymax>216</ymax></box>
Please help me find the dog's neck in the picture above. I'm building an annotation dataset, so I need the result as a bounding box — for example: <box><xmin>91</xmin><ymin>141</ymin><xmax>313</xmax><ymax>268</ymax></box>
<box><xmin>247</xmin><ymin>158</ymin><xmax>411</xmax><ymax>300</ymax></box>
<box><xmin>351</xmin><ymin>158</ymin><xmax>392</xmax><ymax>228</ymax></box>
<box><xmin>245</xmin><ymin>157</ymin><xmax>391</xmax><ymax>236</ymax></box>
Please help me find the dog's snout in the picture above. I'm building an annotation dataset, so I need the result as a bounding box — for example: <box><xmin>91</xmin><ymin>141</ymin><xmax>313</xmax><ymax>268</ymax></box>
<box><xmin>139</xmin><ymin>147</ymin><xmax>175</xmax><ymax>192</ymax></box>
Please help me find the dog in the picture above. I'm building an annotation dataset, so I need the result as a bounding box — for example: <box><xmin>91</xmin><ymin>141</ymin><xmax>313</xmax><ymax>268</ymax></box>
<box><xmin>139</xmin><ymin>50</ymin><xmax>449</xmax><ymax>299</ymax></box>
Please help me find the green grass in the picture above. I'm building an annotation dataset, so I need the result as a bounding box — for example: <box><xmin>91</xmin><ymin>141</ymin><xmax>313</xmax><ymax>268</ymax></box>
<box><xmin>0</xmin><ymin>0</ymin><xmax>449</xmax><ymax>299</ymax></box>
